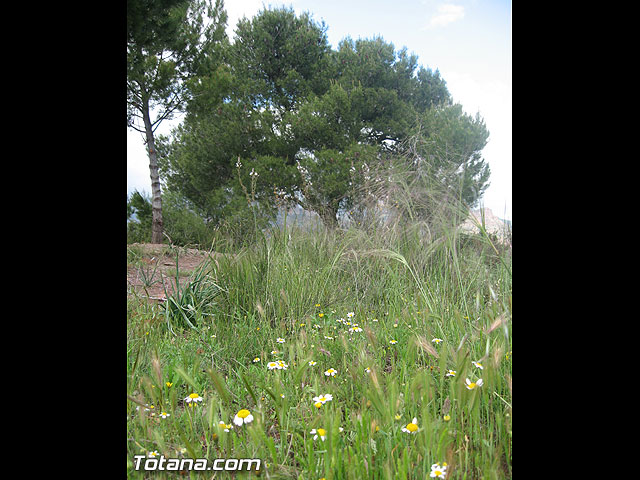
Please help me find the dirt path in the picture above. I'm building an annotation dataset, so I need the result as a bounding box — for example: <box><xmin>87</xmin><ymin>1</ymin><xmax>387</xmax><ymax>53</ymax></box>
<box><xmin>126</xmin><ymin>243</ymin><xmax>214</xmax><ymax>303</ymax></box>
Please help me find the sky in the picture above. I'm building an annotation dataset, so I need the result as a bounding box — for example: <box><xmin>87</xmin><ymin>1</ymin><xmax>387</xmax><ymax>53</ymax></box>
<box><xmin>128</xmin><ymin>0</ymin><xmax>511</xmax><ymax>221</ymax></box>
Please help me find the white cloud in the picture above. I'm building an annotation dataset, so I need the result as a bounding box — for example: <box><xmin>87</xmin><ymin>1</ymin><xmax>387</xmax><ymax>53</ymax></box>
<box><xmin>426</xmin><ymin>3</ymin><xmax>465</xmax><ymax>29</ymax></box>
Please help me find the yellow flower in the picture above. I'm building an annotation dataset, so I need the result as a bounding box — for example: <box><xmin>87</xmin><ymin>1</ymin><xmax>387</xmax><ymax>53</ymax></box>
<box><xmin>318</xmin><ymin>313</ymin><xmax>324</xmax><ymax>318</ymax></box>
<box><xmin>165</xmin><ymin>382</ymin><xmax>173</xmax><ymax>388</ymax></box>
<box><xmin>443</xmin><ymin>415</ymin><xmax>451</xmax><ymax>421</ymax></box>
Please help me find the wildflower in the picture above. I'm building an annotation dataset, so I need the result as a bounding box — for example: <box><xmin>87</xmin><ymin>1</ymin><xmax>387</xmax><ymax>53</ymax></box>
<box><xmin>372</xmin><ymin>318</ymin><xmax>378</xmax><ymax>322</ymax></box>
<box><xmin>184</xmin><ymin>393</ymin><xmax>203</xmax><ymax>404</ymax></box>
<box><xmin>253</xmin><ymin>357</ymin><xmax>261</xmax><ymax>363</ymax></box>
<box><xmin>443</xmin><ymin>415</ymin><xmax>451</xmax><ymax>422</ymax></box>
<box><xmin>276</xmin><ymin>360</ymin><xmax>289</xmax><ymax>370</ymax></box>
<box><xmin>402</xmin><ymin>417</ymin><xmax>419</xmax><ymax>434</ymax></box>
<box><xmin>280</xmin><ymin>394</ymin><xmax>285</xmax><ymax>398</ymax></box>
<box><xmin>390</xmin><ymin>339</ymin><xmax>398</xmax><ymax>345</ymax></box>
<box><xmin>365</xmin><ymin>367</ymin><xmax>371</xmax><ymax>373</ymax></box>
<box><xmin>310</xmin><ymin>428</ymin><xmax>327</xmax><ymax>441</ymax></box>
<box><xmin>347</xmin><ymin>312</ymin><xmax>355</xmax><ymax>318</ymax></box>
<box><xmin>430</xmin><ymin>463</ymin><xmax>447</xmax><ymax>478</ymax></box>
<box><xmin>235</xmin><ymin>158</ymin><xmax>242</xmax><ymax>168</ymax></box>
<box><xmin>309</xmin><ymin>360</ymin><xmax>317</xmax><ymax>366</ymax></box>
<box><xmin>219</xmin><ymin>421</ymin><xmax>233</xmax><ymax>432</ymax></box>
<box><xmin>324</xmin><ymin>336</ymin><xmax>334</xmax><ymax>340</ymax></box>
<box><xmin>314</xmin><ymin>324</ymin><xmax>321</xmax><ymax>329</ymax></box>
<box><xmin>445</xmin><ymin>370</ymin><xmax>456</xmax><ymax>377</ymax></box>
<box><xmin>149</xmin><ymin>450</ymin><xmax>160</xmax><ymax>458</ymax></box>
<box><xmin>324</xmin><ymin>368</ymin><xmax>337</xmax><ymax>377</ymax></box>
<box><xmin>159</xmin><ymin>412</ymin><xmax>170</xmax><ymax>419</ymax></box>
<box><xmin>432</xmin><ymin>338</ymin><xmax>443</xmax><ymax>344</ymax></box>
<box><xmin>393</xmin><ymin>323</ymin><xmax>398</xmax><ymax>328</ymax></box>
<box><xmin>318</xmin><ymin>313</ymin><xmax>324</xmax><ymax>318</ymax></box>
<box><xmin>314</xmin><ymin>401</ymin><xmax>323</xmax><ymax>409</ymax></box>
<box><xmin>465</xmin><ymin>378</ymin><xmax>483</xmax><ymax>390</ymax></box>
<box><xmin>299</xmin><ymin>323</ymin><xmax>306</xmax><ymax>327</ymax></box>
<box><xmin>315</xmin><ymin>303</ymin><xmax>321</xmax><ymax>307</ymax></box>
<box><xmin>276</xmin><ymin>338</ymin><xmax>285</xmax><ymax>344</ymax></box>
<box><xmin>472</xmin><ymin>360</ymin><xmax>484</xmax><ymax>370</ymax></box>
<box><xmin>395</xmin><ymin>414</ymin><xmax>402</xmax><ymax>420</ymax></box>
<box><xmin>349</xmin><ymin>326</ymin><xmax>363</xmax><ymax>333</ymax></box>
<box><xmin>165</xmin><ymin>382</ymin><xmax>173</xmax><ymax>388</ymax></box>
<box><xmin>233</xmin><ymin>409</ymin><xmax>254</xmax><ymax>426</ymax></box>
<box><xmin>249</xmin><ymin>168</ymin><xmax>258</xmax><ymax>177</ymax></box>
<box><xmin>313</xmin><ymin>393</ymin><xmax>333</xmax><ymax>405</ymax></box>
<box><xmin>267</xmin><ymin>361</ymin><xmax>279</xmax><ymax>370</ymax></box>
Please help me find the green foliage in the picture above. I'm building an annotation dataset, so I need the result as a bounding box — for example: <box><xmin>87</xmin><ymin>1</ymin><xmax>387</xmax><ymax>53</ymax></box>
<box><xmin>127</xmin><ymin>0</ymin><xmax>228</xmax><ymax>128</ymax></box>
<box><xmin>127</xmin><ymin>190</ymin><xmax>153</xmax><ymax>243</ymax></box>
<box><xmin>230</xmin><ymin>6</ymin><xmax>332</xmax><ymax>113</ymax></box>
<box><xmin>161</xmin><ymin>254</ymin><xmax>222</xmax><ymax>333</ymax></box>
<box><xmin>157</xmin><ymin>5</ymin><xmax>492</xmax><ymax>234</ymax></box>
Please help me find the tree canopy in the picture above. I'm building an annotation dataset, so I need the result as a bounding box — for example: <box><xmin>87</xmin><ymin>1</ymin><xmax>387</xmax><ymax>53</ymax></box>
<box><xmin>155</xmin><ymin>6</ymin><xmax>490</xmax><ymax>232</ymax></box>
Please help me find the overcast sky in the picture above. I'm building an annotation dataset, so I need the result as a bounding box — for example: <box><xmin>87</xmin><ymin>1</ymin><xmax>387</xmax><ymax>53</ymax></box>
<box><xmin>128</xmin><ymin>0</ymin><xmax>511</xmax><ymax>220</ymax></box>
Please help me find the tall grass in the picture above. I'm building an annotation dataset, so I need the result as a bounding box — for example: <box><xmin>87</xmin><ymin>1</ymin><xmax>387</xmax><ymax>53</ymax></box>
<box><xmin>127</xmin><ymin>209</ymin><xmax>511</xmax><ymax>478</ymax></box>
<box><xmin>127</xmin><ymin>148</ymin><xmax>511</xmax><ymax>478</ymax></box>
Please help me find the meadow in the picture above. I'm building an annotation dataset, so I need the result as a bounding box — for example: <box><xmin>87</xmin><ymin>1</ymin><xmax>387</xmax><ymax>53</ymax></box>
<box><xmin>126</xmin><ymin>214</ymin><xmax>512</xmax><ymax>479</ymax></box>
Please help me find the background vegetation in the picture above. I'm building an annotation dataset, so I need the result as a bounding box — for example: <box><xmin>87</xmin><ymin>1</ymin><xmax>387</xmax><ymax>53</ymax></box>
<box><xmin>127</xmin><ymin>2</ymin><xmax>511</xmax><ymax>478</ymax></box>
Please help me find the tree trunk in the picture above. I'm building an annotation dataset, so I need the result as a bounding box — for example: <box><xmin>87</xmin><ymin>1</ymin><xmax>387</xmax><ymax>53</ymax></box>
<box><xmin>142</xmin><ymin>101</ymin><xmax>164</xmax><ymax>244</ymax></box>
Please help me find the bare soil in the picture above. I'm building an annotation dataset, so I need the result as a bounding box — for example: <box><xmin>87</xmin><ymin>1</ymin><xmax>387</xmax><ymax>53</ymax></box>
<box><xmin>126</xmin><ymin>243</ymin><xmax>213</xmax><ymax>303</ymax></box>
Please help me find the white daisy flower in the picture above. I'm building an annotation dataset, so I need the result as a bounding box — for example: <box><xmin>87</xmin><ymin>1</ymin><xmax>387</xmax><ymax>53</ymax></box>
<box><xmin>401</xmin><ymin>417</ymin><xmax>419</xmax><ymax>434</ymax></box>
<box><xmin>267</xmin><ymin>361</ymin><xmax>279</xmax><ymax>370</ymax></box>
<box><xmin>219</xmin><ymin>421</ymin><xmax>233</xmax><ymax>432</ymax></box>
<box><xmin>324</xmin><ymin>368</ymin><xmax>337</xmax><ymax>377</ymax></box>
<box><xmin>313</xmin><ymin>393</ymin><xmax>333</xmax><ymax>404</ymax></box>
<box><xmin>310</xmin><ymin>428</ymin><xmax>327</xmax><ymax>441</ymax></box>
<box><xmin>276</xmin><ymin>338</ymin><xmax>285</xmax><ymax>344</ymax></box>
<box><xmin>184</xmin><ymin>393</ymin><xmax>203</xmax><ymax>404</ymax></box>
<box><xmin>465</xmin><ymin>378</ymin><xmax>484</xmax><ymax>390</ymax></box>
<box><xmin>233</xmin><ymin>409</ymin><xmax>254</xmax><ymax>426</ymax></box>
<box><xmin>430</xmin><ymin>462</ymin><xmax>447</xmax><ymax>478</ymax></box>
<box><xmin>432</xmin><ymin>338</ymin><xmax>443</xmax><ymax>344</ymax></box>
<box><xmin>445</xmin><ymin>370</ymin><xmax>456</xmax><ymax>377</ymax></box>
<box><xmin>472</xmin><ymin>361</ymin><xmax>484</xmax><ymax>370</ymax></box>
